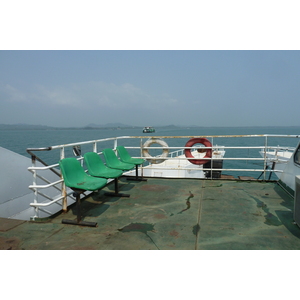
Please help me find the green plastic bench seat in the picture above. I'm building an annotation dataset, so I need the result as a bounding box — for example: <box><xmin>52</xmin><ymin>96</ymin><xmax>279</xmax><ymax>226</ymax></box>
<box><xmin>59</xmin><ymin>157</ymin><xmax>107</xmax><ymax>227</ymax></box>
<box><xmin>84</xmin><ymin>152</ymin><xmax>123</xmax><ymax>179</ymax></box>
<box><xmin>116</xmin><ymin>146</ymin><xmax>147</xmax><ymax>181</ymax></box>
<box><xmin>59</xmin><ymin>157</ymin><xmax>107</xmax><ymax>191</ymax></box>
<box><xmin>116</xmin><ymin>145</ymin><xmax>145</xmax><ymax>165</ymax></box>
<box><xmin>102</xmin><ymin>148</ymin><xmax>135</xmax><ymax>171</ymax></box>
<box><xmin>83</xmin><ymin>152</ymin><xmax>129</xmax><ymax>197</ymax></box>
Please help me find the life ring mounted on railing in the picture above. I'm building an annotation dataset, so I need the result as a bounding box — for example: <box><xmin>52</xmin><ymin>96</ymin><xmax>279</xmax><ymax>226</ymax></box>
<box><xmin>184</xmin><ymin>138</ymin><xmax>212</xmax><ymax>165</ymax></box>
<box><xmin>142</xmin><ymin>138</ymin><xmax>169</xmax><ymax>164</ymax></box>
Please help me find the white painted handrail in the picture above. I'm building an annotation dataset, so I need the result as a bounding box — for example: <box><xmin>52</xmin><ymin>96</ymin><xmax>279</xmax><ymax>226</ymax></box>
<box><xmin>27</xmin><ymin>134</ymin><xmax>300</xmax><ymax>220</ymax></box>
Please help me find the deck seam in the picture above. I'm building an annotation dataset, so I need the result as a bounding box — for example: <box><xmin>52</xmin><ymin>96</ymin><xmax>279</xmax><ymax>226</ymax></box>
<box><xmin>195</xmin><ymin>181</ymin><xmax>204</xmax><ymax>250</ymax></box>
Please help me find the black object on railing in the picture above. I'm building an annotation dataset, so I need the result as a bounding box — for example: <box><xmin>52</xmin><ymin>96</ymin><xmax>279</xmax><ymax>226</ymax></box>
<box><xmin>26</xmin><ymin>147</ymin><xmax>60</xmax><ymax>177</ymax></box>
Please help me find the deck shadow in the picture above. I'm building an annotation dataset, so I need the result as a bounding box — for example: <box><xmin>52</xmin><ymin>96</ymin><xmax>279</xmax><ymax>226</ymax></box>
<box><xmin>275</xmin><ymin>210</ymin><xmax>300</xmax><ymax>238</ymax></box>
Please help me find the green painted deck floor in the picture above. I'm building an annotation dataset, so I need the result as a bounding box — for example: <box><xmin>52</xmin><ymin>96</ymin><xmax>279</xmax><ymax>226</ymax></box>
<box><xmin>1</xmin><ymin>177</ymin><xmax>300</xmax><ymax>250</ymax></box>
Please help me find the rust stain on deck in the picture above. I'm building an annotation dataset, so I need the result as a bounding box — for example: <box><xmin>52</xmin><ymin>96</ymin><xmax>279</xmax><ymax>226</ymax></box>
<box><xmin>169</xmin><ymin>230</ymin><xmax>179</xmax><ymax>238</ymax></box>
<box><xmin>0</xmin><ymin>236</ymin><xmax>21</xmax><ymax>250</ymax></box>
<box><xmin>154</xmin><ymin>213</ymin><xmax>167</xmax><ymax>219</ymax></box>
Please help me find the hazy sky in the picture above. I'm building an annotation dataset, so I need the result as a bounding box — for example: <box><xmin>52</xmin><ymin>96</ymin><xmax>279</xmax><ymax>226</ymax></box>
<box><xmin>1</xmin><ymin>50</ymin><xmax>300</xmax><ymax>127</ymax></box>
<box><xmin>1</xmin><ymin>2</ymin><xmax>300</xmax><ymax>128</ymax></box>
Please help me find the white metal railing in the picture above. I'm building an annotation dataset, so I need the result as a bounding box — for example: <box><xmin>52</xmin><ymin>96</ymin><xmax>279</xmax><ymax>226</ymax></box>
<box><xmin>27</xmin><ymin>134</ymin><xmax>300</xmax><ymax>220</ymax></box>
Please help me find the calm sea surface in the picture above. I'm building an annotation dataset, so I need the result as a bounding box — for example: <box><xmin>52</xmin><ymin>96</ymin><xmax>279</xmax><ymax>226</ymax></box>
<box><xmin>1</xmin><ymin>126</ymin><xmax>300</xmax><ymax>178</ymax></box>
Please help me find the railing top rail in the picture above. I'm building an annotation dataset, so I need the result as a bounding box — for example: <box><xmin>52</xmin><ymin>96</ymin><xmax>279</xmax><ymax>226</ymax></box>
<box><xmin>116</xmin><ymin>134</ymin><xmax>300</xmax><ymax>138</ymax></box>
<box><xmin>26</xmin><ymin>134</ymin><xmax>300</xmax><ymax>153</ymax></box>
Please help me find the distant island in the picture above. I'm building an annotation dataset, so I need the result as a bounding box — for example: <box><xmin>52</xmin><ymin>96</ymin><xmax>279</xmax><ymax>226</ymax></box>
<box><xmin>0</xmin><ymin>123</ymin><xmax>183</xmax><ymax>130</ymax></box>
<box><xmin>1</xmin><ymin>123</ymin><xmax>298</xmax><ymax>130</ymax></box>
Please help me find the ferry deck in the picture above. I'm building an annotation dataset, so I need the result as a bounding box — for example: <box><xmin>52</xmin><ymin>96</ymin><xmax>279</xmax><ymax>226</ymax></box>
<box><xmin>1</xmin><ymin>176</ymin><xmax>300</xmax><ymax>250</ymax></box>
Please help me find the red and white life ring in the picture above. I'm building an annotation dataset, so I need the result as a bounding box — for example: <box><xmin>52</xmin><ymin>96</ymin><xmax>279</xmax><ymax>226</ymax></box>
<box><xmin>184</xmin><ymin>138</ymin><xmax>212</xmax><ymax>165</ymax></box>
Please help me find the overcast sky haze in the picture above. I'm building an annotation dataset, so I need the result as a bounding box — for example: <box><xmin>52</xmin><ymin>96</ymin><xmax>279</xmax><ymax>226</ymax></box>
<box><xmin>1</xmin><ymin>1</ymin><xmax>300</xmax><ymax>128</ymax></box>
<box><xmin>1</xmin><ymin>50</ymin><xmax>300</xmax><ymax>128</ymax></box>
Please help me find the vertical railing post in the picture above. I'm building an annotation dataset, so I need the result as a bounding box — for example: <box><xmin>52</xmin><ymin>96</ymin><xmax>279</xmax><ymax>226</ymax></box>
<box><xmin>113</xmin><ymin>138</ymin><xmax>118</xmax><ymax>150</ymax></box>
<box><xmin>60</xmin><ymin>147</ymin><xmax>68</xmax><ymax>212</ymax></box>
<box><xmin>140</xmin><ymin>138</ymin><xmax>144</xmax><ymax>176</ymax></box>
<box><xmin>210</xmin><ymin>137</ymin><xmax>214</xmax><ymax>180</ymax></box>
<box><xmin>93</xmin><ymin>141</ymin><xmax>97</xmax><ymax>153</ymax></box>
<box><xmin>263</xmin><ymin>136</ymin><xmax>268</xmax><ymax>181</ymax></box>
<box><xmin>31</xmin><ymin>154</ymin><xmax>39</xmax><ymax>220</ymax></box>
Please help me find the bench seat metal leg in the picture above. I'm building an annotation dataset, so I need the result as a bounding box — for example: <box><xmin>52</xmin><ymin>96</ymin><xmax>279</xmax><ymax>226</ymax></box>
<box><xmin>62</xmin><ymin>191</ymin><xmax>97</xmax><ymax>227</ymax></box>
<box><xmin>126</xmin><ymin>165</ymin><xmax>147</xmax><ymax>181</ymax></box>
<box><xmin>104</xmin><ymin>179</ymin><xmax>130</xmax><ymax>197</ymax></box>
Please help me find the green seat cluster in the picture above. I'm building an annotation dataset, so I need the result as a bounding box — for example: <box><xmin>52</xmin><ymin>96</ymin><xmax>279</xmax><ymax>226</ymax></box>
<box><xmin>59</xmin><ymin>146</ymin><xmax>144</xmax><ymax>190</ymax></box>
<box><xmin>58</xmin><ymin>147</ymin><xmax>145</xmax><ymax>226</ymax></box>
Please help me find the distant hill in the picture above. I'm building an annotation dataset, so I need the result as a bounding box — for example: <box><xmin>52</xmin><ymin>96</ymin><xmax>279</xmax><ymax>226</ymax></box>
<box><xmin>85</xmin><ymin>123</ymin><xmax>133</xmax><ymax>128</ymax></box>
<box><xmin>0</xmin><ymin>123</ymin><xmax>140</xmax><ymax>130</ymax></box>
<box><xmin>0</xmin><ymin>123</ymin><xmax>53</xmax><ymax>130</ymax></box>
<box><xmin>0</xmin><ymin>123</ymin><xmax>198</xmax><ymax>130</ymax></box>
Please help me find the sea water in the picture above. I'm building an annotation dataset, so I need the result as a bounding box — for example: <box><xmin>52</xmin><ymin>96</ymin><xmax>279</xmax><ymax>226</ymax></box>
<box><xmin>1</xmin><ymin>126</ymin><xmax>300</xmax><ymax>178</ymax></box>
